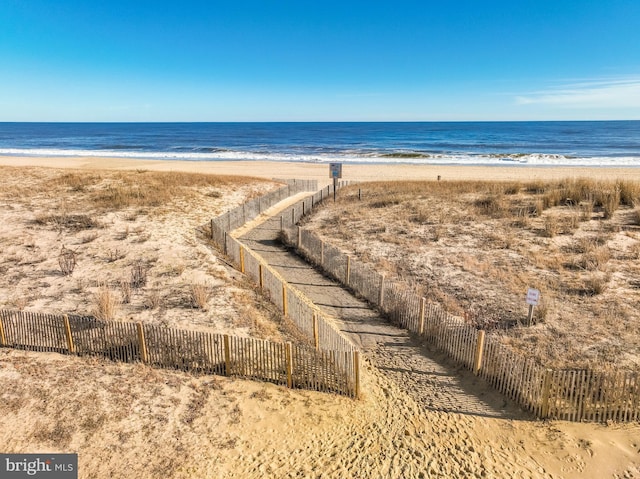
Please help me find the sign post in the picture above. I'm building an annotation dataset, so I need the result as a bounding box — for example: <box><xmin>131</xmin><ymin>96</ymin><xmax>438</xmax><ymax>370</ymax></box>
<box><xmin>329</xmin><ymin>162</ymin><xmax>342</xmax><ymax>202</ymax></box>
<box><xmin>525</xmin><ymin>288</ymin><xmax>540</xmax><ymax>326</ymax></box>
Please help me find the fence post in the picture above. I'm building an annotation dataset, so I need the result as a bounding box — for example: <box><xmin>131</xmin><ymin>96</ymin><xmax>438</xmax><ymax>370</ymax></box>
<box><xmin>345</xmin><ymin>256</ymin><xmax>351</xmax><ymax>285</ymax></box>
<box><xmin>136</xmin><ymin>322</ymin><xmax>148</xmax><ymax>363</ymax></box>
<box><xmin>258</xmin><ymin>264</ymin><xmax>264</xmax><ymax>289</ymax></box>
<box><xmin>240</xmin><ymin>247</ymin><xmax>245</xmax><ymax>274</ymax></box>
<box><xmin>282</xmin><ymin>285</ymin><xmax>288</xmax><ymax>316</ymax></box>
<box><xmin>291</xmin><ymin>207</ymin><xmax>295</xmax><ymax>225</ymax></box>
<box><xmin>223</xmin><ymin>231</ymin><xmax>228</xmax><ymax>255</ymax></box>
<box><xmin>62</xmin><ymin>314</ymin><xmax>75</xmax><ymax>354</ymax></box>
<box><xmin>354</xmin><ymin>350</ymin><xmax>361</xmax><ymax>399</ymax></box>
<box><xmin>210</xmin><ymin>219</ymin><xmax>214</xmax><ymax>239</ymax></box>
<box><xmin>473</xmin><ymin>330</ymin><xmax>486</xmax><ymax>375</ymax></box>
<box><xmin>0</xmin><ymin>315</ymin><xmax>5</xmax><ymax>347</ymax></box>
<box><xmin>313</xmin><ymin>313</ymin><xmax>319</xmax><ymax>350</ymax></box>
<box><xmin>285</xmin><ymin>342</ymin><xmax>293</xmax><ymax>388</ymax></box>
<box><xmin>541</xmin><ymin>369</ymin><xmax>553</xmax><ymax>418</ymax></box>
<box><xmin>418</xmin><ymin>297</ymin><xmax>426</xmax><ymax>335</ymax></box>
<box><xmin>378</xmin><ymin>275</ymin><xmax>386</xmax><ymax>307</ymax></box>
<box><xmin>224</xmin><ymin>334</ymin><xmax>231</xmax><ymax>376</ymax></box>
<box><xmin>280</xmin><ymin>215</ymin><xmax>284</xmax><ymax>231</ymax></box>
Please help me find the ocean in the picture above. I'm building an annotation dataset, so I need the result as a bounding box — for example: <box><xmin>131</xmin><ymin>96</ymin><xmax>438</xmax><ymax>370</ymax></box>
<box><xmin>0</xmin><ymin>121</ymin><xmax>638</xmax><ymax>167</ymax></box>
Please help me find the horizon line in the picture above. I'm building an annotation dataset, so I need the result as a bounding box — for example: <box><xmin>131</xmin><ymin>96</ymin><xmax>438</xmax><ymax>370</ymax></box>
<box><xmin>0</xmin><ymin>119</ymin><xmax>639</xmax><ymax>124</ymax></box>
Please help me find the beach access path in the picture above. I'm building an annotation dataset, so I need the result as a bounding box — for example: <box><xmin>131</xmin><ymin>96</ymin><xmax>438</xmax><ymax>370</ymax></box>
<box><xmin>238</xmin><ymin>197</ymin><xmax>526</xmax><ymax>419</ymax></box>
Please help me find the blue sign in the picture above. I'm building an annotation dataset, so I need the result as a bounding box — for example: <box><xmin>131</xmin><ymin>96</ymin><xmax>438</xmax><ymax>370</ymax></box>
<box><xmin>329</xmin><ymin>163</ymin><xmax>342</xmax><ymax>179</ymax></box>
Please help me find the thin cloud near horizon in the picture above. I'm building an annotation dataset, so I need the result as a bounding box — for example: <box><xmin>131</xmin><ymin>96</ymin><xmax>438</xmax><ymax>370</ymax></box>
<box><xmin>516</xmin><ymin>77</ymin><xmax>640</xmax><ymax>109</ymax></box>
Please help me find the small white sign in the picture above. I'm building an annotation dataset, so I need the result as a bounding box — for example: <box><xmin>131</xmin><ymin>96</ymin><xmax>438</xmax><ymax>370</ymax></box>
<box><xmin>526</xmin><ymin>288</ymin><xmax>540</xmax><ymax>306</ymax></box>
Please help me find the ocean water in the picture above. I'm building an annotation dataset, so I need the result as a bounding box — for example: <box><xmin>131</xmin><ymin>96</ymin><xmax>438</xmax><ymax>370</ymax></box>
<box><xmin>0</xmin><ymin>121</ymin><xmax>638</xmax><ymax>167</ymax></box>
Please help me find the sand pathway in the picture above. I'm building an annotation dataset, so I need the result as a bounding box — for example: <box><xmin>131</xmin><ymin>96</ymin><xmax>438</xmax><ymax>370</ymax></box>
<box><xmin>220</xmin><ymin>194</ymin><xmax>639</xmax><ymax>479</ymax></box>
<box><xmin>239</xmin><ymin>206</ymin><xmax>525</xmax><ymax>420</ymax></box>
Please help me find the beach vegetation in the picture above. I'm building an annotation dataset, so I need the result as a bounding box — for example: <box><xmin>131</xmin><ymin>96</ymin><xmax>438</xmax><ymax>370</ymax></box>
<box><xmin>36</xmin><ymin>213</ymin><xmax>99</xmax><ymax>231</ymax></box>
<box><xmin>58</xmin><ymin>246</ymin><xmax>77</xmax><ymax>276</ymax></box>
<box><xmin>474</xmin><ymin>195</ymin><xmax>505</xmax><ymax>217</ymax></box>
<box><xmin>130</xmin><ymin>261</ymin><xmax>148</xmax><ymax>289</ymax></box>
<box><xmin>0</xmin><ymin>164</ymin><xmax>299</xmax><ymax>361</ymax></box>
<box><xmin>106</xmin><ymin>248</ymin><xmax>126</xmax><ymax>262</ymax></box>
<box><xmin>542</xmin><ymin>214</ymin><xmax>559</xmax><ymax>237</ymax></box>
<box><xmin>189</xmin><ymin>282</ymin><xmax>212</xmax><ymax>310</ymax></box>
<box><xmin>119</xmin><ymin>278</ymin><xmax>132</xmax><ymax>304</ymax></box>
<box><xmin>143</xmin><ymin>288</ymin><xmax>163</xmax><ymax>309</ymax></box>
<box><xmin>303</xmin><ymin>177</ymin><xmax>640</xmax><ymax>369</ymax></box>
<box><xmin>80</xmin><ymin>231</ymin><xmax>99</xmax><ymax>243</ymax></box>
<box><xmin>93</xmin><ymin>283</ymin><xmax>119</xmax><ymax>320</ymax></box>
<box><xmin>618</xmin><ymin>180</ymin><xmax>640</xmax><ymax>207</ymax></box>
<box><xmin>580</xmin><ymin>273</ymin><xmax>611</xmax><ymax>296</ymax></box>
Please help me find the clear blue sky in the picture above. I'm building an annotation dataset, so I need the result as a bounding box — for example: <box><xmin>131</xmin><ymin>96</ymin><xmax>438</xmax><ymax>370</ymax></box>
<box><xmin>1</xmin><ymin>0</ymin><xmax>639</xmax><ymax>121</ymax></box>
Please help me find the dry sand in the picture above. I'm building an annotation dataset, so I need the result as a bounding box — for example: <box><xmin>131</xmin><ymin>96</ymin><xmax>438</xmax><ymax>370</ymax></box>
<box><xmin>0</xmin><ymin>155</ymin><xmax>639</xmax><ymax>478</ymax></box>
<box><xmin>2</xmin><ymin>155</ymin><xmax>640</xmax><ymax>183</ymax></box>
<box><xmin>1</xmin><ymin>348</ymin><xmax>639</xmax><ymax>479</ymax></box>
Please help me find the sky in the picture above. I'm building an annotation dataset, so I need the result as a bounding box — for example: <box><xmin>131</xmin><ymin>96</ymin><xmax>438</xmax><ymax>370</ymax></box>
<box><xmin>0</xmin><ymin>0</ymin><xmax>639</xmax><ymax>122</ymax></box>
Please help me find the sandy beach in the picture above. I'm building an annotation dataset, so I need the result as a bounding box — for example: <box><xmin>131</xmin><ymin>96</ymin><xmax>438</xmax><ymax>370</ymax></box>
<box><xmin>2</xmin><ymin>155</ymin><xmax>640</xmax><ymax>183</ymax></box>
<box><xmin>0</xmin><ymin>156</ymin><xmax>639</xmax><ymax>478</ymax></box>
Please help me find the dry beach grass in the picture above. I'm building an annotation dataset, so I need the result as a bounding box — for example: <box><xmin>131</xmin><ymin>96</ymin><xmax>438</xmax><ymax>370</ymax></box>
<box><xmin>0</xmin><ymin>166</ymin><xmax>293</xmax><ymax>340</ymax></box>
<box><xmin>303</xmin><ymin>179</ymin><xmax>640</xmax><ymax>370</ymax></box>
<box><xmin>0</xmin><ymin>160</ymin><xmax>639</xmax><ymax>478</ymax></box>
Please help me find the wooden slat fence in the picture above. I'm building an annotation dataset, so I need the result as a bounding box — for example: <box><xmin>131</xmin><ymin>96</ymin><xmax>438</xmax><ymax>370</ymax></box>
<box><xmin>261</xmin><ymin>262</ymin><xmax>285</xmax><ymax>311</ymax></box>
<box><xmin>225</xmin><ymin>234</ymin><xmax>242</xmax><ymax>266</ymax></box>
<box><xmin>210</xmin><ymin>179</ymin><xmax>317</xmax><ymax>246</ymax></box>
<box><xmin>323</xmin><ymin>242</ymin><xmax>347</xmax><ymax>283</ymax></box>
<box><xmin>382</xmin><ymin>283</ymin><xmax>423</xmax><ymax>332</ymax></box>
<box><xmin>72</xmin><ymin>317</ymin><xmax>140</xmax><ymax>361</ymax></box>
<box><xmin>429</xmin><ymin>316</ymin><xmax>478</xmax><ymax>372</ymax></box>
<box><xmin>226</xmin><ymin>235</ymin><xmax>356</xmax><ymax>355</ymax></box>
<box><xmin>243</xmin><ymin>244</ymin><xmax>262</xmax><ymax>284</ymax></box>
<box><xmin>285</xmin><ymin>288</ymin><xmax>317</xmax><ymax>341</ymax></box>
<box><xmin>0</xmin><ymin>310</ymin><xmax>68</xmax><ymax>353</ymax></box>
<box><xmin>211</xmin><ymin>183</ymin><xmax>363</xmax><ymax>393</ymax></box>
<box><xmin>215</xmin><ymin>226</ymin><xmax>359</xmax><ymax>393</ymax></box>
<box><xmin>299</xmin><ymin>228</ymin><xmax>324</xmax><ymax>266</ymax></box>
<box><xmin>347</xmin><ymin>260</ymin><xmax>382</xmax><ymax>305</ymax></box>
<box><xmin>315</xmin><ymin>313</ymin><xmax>355</xmax><ymax>353</ymax></box>
<box><xmin>271</xmin><ymin>183</ymin><xmax>640</xmax><ymax>422</ymax></box>
<box><xmin>480</xmin><ymin>336</ymin><xmax>546</xmax><ymax>414</ymax></box>
<box><xmin>0</xmin><ymin>309</ymin><xmax>357</xmax><ymax>397</ymax></box>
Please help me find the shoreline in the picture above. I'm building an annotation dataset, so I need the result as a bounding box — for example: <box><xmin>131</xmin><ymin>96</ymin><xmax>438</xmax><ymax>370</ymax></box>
<box><xmin>2</xmin><ymin>155</ymin><xmax>640</xmax><ymax>183</ymax></box>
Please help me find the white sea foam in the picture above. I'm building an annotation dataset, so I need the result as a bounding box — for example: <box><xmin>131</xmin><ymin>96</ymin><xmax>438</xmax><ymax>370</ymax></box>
<box><xmin>0</xmin><ymin>148</ymin><xmax>639</xmax><ymax>167</ymax></box>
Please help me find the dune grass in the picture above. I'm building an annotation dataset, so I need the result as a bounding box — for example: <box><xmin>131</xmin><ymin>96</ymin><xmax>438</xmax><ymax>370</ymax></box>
<box><xmin>0</xmin><ymin>166</ymin><xmax>298</xmax><ymax>343</ymax></box>
<box><xmin>303</xmin><ymin>178</ymin><xmax>640</xmax><ymax>369</ymax></box>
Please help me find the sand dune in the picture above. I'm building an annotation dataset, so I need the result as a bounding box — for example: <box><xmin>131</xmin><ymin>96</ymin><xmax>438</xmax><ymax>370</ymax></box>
<box><xmin>0</xmin><ymin>156</ymin><xmax>639</xmax><ymax>478</ymax></box>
